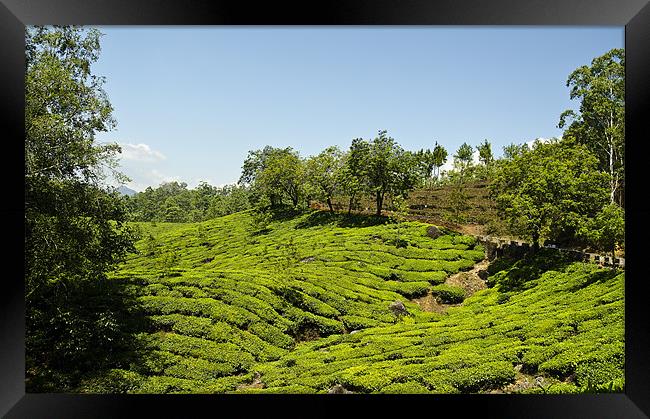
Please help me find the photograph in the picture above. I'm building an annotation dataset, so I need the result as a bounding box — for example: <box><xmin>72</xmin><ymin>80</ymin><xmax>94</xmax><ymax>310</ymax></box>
<box><xmin>24</xmin><ymin>25</ymin><xmax>626</xmax><ymax>395</ymax></box>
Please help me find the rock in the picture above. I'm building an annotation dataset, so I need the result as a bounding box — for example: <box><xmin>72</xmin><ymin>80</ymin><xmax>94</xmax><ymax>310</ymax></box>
<box><xmin>328</xmin><ymin>384</ymin><xmax>353</xmax><ymax>394</ymax></box>
<box><xmin>477</xmin><ymin>269</ymin><xmax>488</xmax><ymax>281</ymax></box>
<box><xmin>389</xmin><ymin>300</ymin><xmax>409</xmax><ymax>316</ymax></box>
<box><xmin>350</xmin><ymin>330</ymin><xmax>360</xmax><ymax>335</ymax></box>
<box><xmin>426</xmin><ymin>225</ymin><xmax>442</xmax><ymax>239</ymax></box>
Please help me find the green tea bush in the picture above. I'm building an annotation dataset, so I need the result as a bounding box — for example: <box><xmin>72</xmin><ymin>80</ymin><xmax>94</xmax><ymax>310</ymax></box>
<box><xmin>449</xmin><ymin>361</ymin><xmax>515</xmax><ymax>392</ymax></box>
<box><xmin>77</xmin><ymin>369</ymin><xmax>145</xmax><ymax>393</ymax></box>
<box><xmin>101</xmin><ymin>210</ymin><xmax>624</xmax><ymax>394</ymax></box>
<box><xmin>340</xmin><ymin>315</ymin><xmax>382</xmax><ymax>330</ymax></box>
<box><xmin>379</xmin><ymin>381</ymin><xmax>431</xmax><ymax>394</ymax></box>
<box><xmin>431</xmin><ymin>284</ymin><xmax>466</xmax><ymax>304</ymax></box>
<box><xmin>575</xmin><ymin>359</ymin><xmax>624</xmax><ymax>388</ymax></box>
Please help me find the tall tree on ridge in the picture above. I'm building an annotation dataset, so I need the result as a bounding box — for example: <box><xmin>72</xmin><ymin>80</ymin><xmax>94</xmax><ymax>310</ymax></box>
<box><xmin>559</xmin><ymin>48</ymin><xmax>625</xmax><ymax>206</ymax></box>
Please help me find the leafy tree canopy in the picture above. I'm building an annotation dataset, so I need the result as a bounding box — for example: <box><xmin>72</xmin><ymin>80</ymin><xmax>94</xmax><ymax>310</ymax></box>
<box><xmin>559</xmin><ymin>48</ymin><xmax>624</xmax><ymax>206</ymax></box>
<box><xmin>491</xmin><ymin>138</ymin><xmax>609</xmax><ymax>248</ymax></box>
<box><xmin>25</xmin><ymin>26</ymin><xmax>137</xmax><ymax>391</ymax></box>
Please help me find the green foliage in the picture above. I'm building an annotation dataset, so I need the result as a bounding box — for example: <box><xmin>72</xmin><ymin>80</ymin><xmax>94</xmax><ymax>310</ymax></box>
<box><xmin>432</xmin><ymin>142</ymin><xmax>448</xmax><ymax>180</ymax></box>
<box><xmin>158</xmin><ymin>249</ymin><xmax>180</xmax><ymax>277</ymax></box>
<box><xmin>502</xmin><ymin>143</ymin><xmax>529</xmax><ymax>160</ymax></box>
<box><xmin>350</xmin><ymin>130</ymin><xmax>420</xmax><ymax>215</ymax></box>
<box><xmin>390</xmin><ymin>195</ymin><xmax>411</xmax><ymax>246</ymax></box>
<box><xmin>305</xmin><ymin>146</ymin><xmax>344</xmax><ymax>212</ymax></box>
<box><xmin>491</xmin><ymin>138</ymin><xmax>609</xmax><ymax>248</ymax></box>
<box><xmin>73</xmin><ymin>211</ymin><xmax>624</xmax><ymax>394</ymax></box>
<box><xmin>250</xmin><ymin>208</ymin><xmax>272</xmax><ymax>233</ymax></box>
<box><xmin>241</xmin><ymin>146</ymin><xmax>305</xmax><ymax>208</ymax></box>
<box><xmin>559</xmin><ymin>48</ymin><xmax>625</xmax><ymax>206</ymax></box>
<box><xmin>578</xmin><ymin>203</ymin><xmax>624</xmax><ymax>258</ymax></box>
<box><xmin>431</xmin><ymin>284</ymin><xmax>466</xmax><ymax>304</ymax></box>
<box><xmin>453</xmin><ymin>142</ymin><xmax>474</xmax><ymax>176</ymax></box>
<box><xmin>25</xmin><ymin>26</ymin><xmax>138</xmax><ymax>391</ymax></box>
<box><xmin>476</xmin><ymin>139</ymin><xmax>494</xmax><ymax>167</ymax></box>
<box><xmin>448</xmin><ymin>184</ymin><xmax>470</xmax><ymax>223</ymax></box>
<box><xmin>449</xmin><ymin>361</ymin><xmax>515</xmax><ymax>392</ymax></box>
<box><xmin>380</xmin><ymin>381</ymin><xmax>431</xmax><ymax>394</ymax></box>
<box><xmin>126</xmin><ymin>181</ymin><xmax>252</xmax><ymax>222</ymax></box>
<box><xmin>144</xmin><ymin>234</ymin><xmax>159</xmax><ymax>257</ymax></box>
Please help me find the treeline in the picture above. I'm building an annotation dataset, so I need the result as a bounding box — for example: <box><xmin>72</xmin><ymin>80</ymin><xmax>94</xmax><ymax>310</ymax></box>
<box><xmin>124</xmin><ymin>182</ymin><xmax>251</xmax><ymax>222</ymax></box>
<box><xmin>123</xmin><ymin>134</ymin><xmax>492</xmax><ymax>220</ymax></box>
<box><xmin>124</xmin><ymin>47</ymin><xmax>624</xmax><ymax>260</ymax></box>
<box><xmin>236</xmin><ymin>48</ymin><xmax>625</xmax><ymax>258</ymax></box>
<box><xmin>491</xmin><ymin>48</ymin><xmax>624</xmax><ymax>257</ymax></box>
<box><xmin>238</xmin><ymin>132</ymin><xmax>502</xmax><ymax>216</ymax></box>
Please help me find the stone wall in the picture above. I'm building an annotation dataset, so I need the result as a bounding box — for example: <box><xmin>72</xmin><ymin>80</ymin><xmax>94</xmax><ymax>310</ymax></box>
<box><xmin>474</xmin><ymin>235</ymin><xmax>625</xmax><ymax>268</ymax></box>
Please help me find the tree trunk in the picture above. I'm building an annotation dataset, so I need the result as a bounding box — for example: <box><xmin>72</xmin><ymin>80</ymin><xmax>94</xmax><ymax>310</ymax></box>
<box><xmin>609</xmin><ymin>143</ymin><xmax>616</xmax><ymax>204</ymax></box>
<box><xmin>376</xmin><ymin>191</ymin><xmax>383</xmax><ymax>216</ymax></box>
<box><xmin>531</xmin><ymin>231</ymin><xmax>540</xmax><ymax>252</ymax></box>
<box><xmin>327</xmin><ymin>197</ymin><xmax>334</xmax><ymax>213</ymax></box>
<box><xmin>348</xmin><ymin>193</ymin><xmax>355</xmax><ymax>215</ymax></box>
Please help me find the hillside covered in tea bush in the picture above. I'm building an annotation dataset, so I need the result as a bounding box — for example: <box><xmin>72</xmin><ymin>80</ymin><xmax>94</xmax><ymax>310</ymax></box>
<box><xmin>74</xmin><ymin>210</ymin><xmax>624</xmax><ymax>394</ymax></box>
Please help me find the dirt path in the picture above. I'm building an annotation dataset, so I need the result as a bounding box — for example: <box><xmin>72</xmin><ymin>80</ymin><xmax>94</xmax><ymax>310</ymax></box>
<box><xmin>445</xmin><ymin>259</ymin><xmax>489</xmax><ymax>297</ymax></box>
<box><xmin>412</xmin><ymin>258</ymin><xmax>489</xmax><ymax>313</ymax></box>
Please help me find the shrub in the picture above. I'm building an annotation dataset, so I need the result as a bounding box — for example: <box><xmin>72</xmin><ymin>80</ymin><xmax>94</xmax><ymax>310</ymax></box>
<box><xmin>449</xmin><ymin>361</ymin><xmax>515</xmax><ymax>392</ymax></box>
<box><xmin>77</xmin><ymin>369</ymin><xmax>145</xmax><ymax>393</ymax></box>
<box><xmin>379</xmin><ymin>381</ymin><xmax>431</xmax><ymax>393</ymax></box>
<box><xmin>431</xmin><ymin>284</ymin><xmax>466</xmax><ymax>304</ymax></box>
<box><xmin>575</xmin><ymin>359</ymin><xmax>624</xmax><ymax>388</ymax></box>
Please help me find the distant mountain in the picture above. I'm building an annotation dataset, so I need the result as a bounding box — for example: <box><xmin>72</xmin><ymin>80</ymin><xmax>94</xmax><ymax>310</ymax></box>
<box><xmin>117</xmin><ymin>185</ymin><xmax>137</xmax><ymax>197</ymax></box>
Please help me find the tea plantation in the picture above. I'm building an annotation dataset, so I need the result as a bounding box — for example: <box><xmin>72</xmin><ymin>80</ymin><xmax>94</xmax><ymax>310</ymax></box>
<box><xmin>78</xmin><ymin>209</ymin><xmax>624</xmax><ymax>394</ymax></box>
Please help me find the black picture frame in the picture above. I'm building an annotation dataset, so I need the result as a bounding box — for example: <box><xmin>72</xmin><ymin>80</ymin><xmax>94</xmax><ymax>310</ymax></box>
<box><xmin>2</xmin><ymin>1</ymin><xmax>649</xmax><ymax>417</ymax></box>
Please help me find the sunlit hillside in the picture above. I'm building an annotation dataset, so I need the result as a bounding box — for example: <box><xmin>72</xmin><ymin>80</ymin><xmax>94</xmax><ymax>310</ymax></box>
<box><xmin>76</xmin><ymin>210</ymin><xmax>624</xmax><ymax>394</ymax></box>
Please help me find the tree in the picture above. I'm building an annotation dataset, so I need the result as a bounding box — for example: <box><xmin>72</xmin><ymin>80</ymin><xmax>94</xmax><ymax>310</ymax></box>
<box><xmin>162</xmin><ymin>196</ymin><xmax>187</xmax><ymax>222</ymax></box>
<box><xmin>305</xmin><ymin>146</ymin><xmax>344</xmax><ymax>212</ymax></box>
<box><xmin>206</xmin><ymin>185</ymin><xmax>251</xmax><ymax>219</ymax></box>
<box><xmin>239</xmin><ymin>145</ymin><xmax>277</xmax><ymax>186</ymax></box>
<box><xmin>191</xmin><ymin>181</ymin><xmax>217</xmax><ymax>220</ymax></box>
<box><xmin>453</xmin><ymin>142</ymin><xmax>474</xmax><ymax>177</ymax></box>
<box><xmin>432</xmin><ymin>142</ymin><xmax>448</xmax><ymax>181</ymax></box>
<box><xmin>240</xmin><ymin>146</ymin><xmax>303</xmax><ymax>208</ymax></box>
<box><xmin>127</xmin><ymin>182</ymin><xmax>251</xmax><ymax>222</ymax></box>
<box><xmin>579</xmin><ymin>203</ymin><xmax>625</xmax><ymax>264</ymax></box>
<box><xmin>25</xmin><ymin>26</ymin><xmax>137</xmax><ymax>390</ymax></box>
<box><xmin>558</xmin><ymin>48</ymin><xmax>625</xmax><ymax>206</ymax></box>
<box><xmin>364</xmin><ymin>130</ymin><xmax>414</xmax><ymax>216</ymax></box>
<box><xmin>491</xmin><ymin>138</ymin><xmax>609</xmax><ymax>249</ymax></box>
<box><xmin>239</xmin><ymin>146</ymin><xmax>283</xmax><ymax>207</ymax></box>
<box><xmin>340</xmin><ymin>139</ymin><xmax>370</xmax><ymax>214</ymax></box>
<box><xmin>477</xmin><ymin>139</ymin><xmax>494</xmax><ymax>167</ymax></box>
<box><xmin>256</xmin><ymin>148</ymin><xmax>304</xmax><ymax>208</ymax></box>
<box><xmin>413</xmin><ymin>148</ymin><xmax>436</xmax><ymax>186</ymax></box>
<box><xmin>392</xmin><ymin>151</ymin><xmax>421</xmax><ymax>199</ymax></box>
<box><xmin>502</xmin><ymin>142</ymin><xmax>528</xmax><ymax>160</ymax></box>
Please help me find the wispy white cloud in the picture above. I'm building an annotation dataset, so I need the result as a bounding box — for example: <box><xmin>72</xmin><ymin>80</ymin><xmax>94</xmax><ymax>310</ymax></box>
<box><xmin>121</xmin><ymin>169</ymin><xmax>180</xmax><ymax>192</ymax></box>
<box><xmin>148</xmin><ymin>169</ymin><xmax>179</xmax><ymax>185</ymax></box>
<box><xmin>119</xmin><ymin>143</ymin><xmax>166</xmax><ymax>162</ymax></box>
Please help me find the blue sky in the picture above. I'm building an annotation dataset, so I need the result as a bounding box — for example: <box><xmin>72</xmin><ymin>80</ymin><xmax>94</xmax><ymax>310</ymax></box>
<box><xmin>92</xmin><ymin>27</ymin><xmax>623</xmax><ymax>192</ymax></box>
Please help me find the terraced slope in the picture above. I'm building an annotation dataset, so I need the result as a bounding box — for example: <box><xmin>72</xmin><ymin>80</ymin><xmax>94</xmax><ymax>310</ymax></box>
<box><xmin>80</xmin><ymin>210</ymin><xmax>623</xmax><ymax>394</ymax></box>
